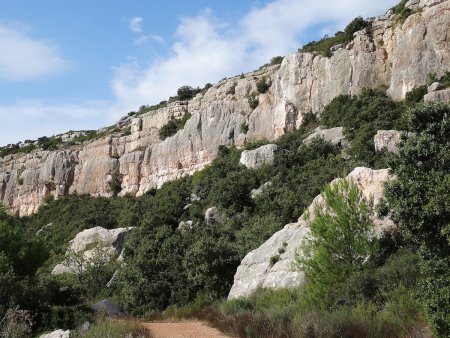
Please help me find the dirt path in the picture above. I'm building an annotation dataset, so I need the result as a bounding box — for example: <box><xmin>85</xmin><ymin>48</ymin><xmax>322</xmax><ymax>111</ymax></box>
<box><xmin>142</xmin><ymin>321</ymin><xmax>231</xmax><ymax>338</ymax></box>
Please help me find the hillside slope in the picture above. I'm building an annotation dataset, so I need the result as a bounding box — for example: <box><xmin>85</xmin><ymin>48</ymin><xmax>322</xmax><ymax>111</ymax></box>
<box><xmin>1</xmin><ymin>0</ymin><xmax>449</xmax><ymax>216</ymax></box>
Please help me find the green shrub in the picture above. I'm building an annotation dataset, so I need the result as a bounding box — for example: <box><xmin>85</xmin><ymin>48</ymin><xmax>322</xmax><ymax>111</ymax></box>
<box><xmin>405</xmin><ymin>85</ymin><xmax>427</xmax><ymax>103</ymax></box>
<box><xmin>256</xmin><ymin>77</ymin><xmax>270</xmax><ymax>94</ymax></box>
<box><xmin>248</xmin><ymin>93</ymin><xmax>259</xmax><ymax>109</ymax></box>
<box><xmin>300</xmin><ymin>17</ymin><xmax>371</xmax><ymax>56</ymax></box>
<box><xmin>385</xmin><ymin>102</ymin><xmax>450</xmax><ymax>335</ymax></box>
<box><xmin>240</xmin><ymin>123</ymin><xmax>249</xmax><ymax>134</ymax></box>
<box><xmin>391</xmin><ymin>0</ymin><xmax>414</xmax><ymax>23</ymax></box>
<box><xmin>296</xmin><ymin>179</ymin><xmax>378</xmax><ymax>309</ymax></box>
<box><xmin>158</xmin><ymin>112</ymin><xmax>192</xmax><ymax>140</ymax></box>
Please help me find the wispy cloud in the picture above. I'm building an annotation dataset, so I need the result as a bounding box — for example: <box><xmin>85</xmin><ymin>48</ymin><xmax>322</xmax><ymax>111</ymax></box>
<box><xmin>129</xmin><ymin>17</ymin><xmax>143</xmax><ymax>33</ymax></box>
<box><xmin>0</xmin><ymin>22</ymin><xmax>69</xmax><ymax>81</ymax></box>
<box><xmin>111</xmin><ymin>0</ymin><xmax>398</xmax><ymax>116</ymax></box>
<box><xmin>0</xmin><ymin>0</ymin><xmax>400</xmax><ymax>146</ymax></box>
<box><xmin>133</xmin><ymin>34</ymin><xmax>165</xmax><ymax>46</ymax></box>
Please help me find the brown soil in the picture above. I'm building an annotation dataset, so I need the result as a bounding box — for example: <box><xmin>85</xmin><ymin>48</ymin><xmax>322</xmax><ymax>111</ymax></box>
<box><xmin>142</xmin><ymin>321</ymin><xmax>232</xmax><ymax>338</ymax></box>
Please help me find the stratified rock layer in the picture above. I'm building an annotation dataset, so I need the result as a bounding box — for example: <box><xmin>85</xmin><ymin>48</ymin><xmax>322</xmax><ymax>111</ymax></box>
<box><xmin>228</xmin><ymin>167</ymin><xmax>395</xmax><ymax>299</ymax></box>
<box><xmin>1</xmin><ymin>1</ymin><xmax>450</xmax><ymax>215</ymax></box>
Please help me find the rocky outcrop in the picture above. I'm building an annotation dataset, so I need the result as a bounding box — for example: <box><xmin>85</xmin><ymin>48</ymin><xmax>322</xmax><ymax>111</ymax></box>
<box><xmin>205</xmin><ymin>207</ymin><xmax>226</xmax><ymax>226</ymax></box>
<box><xmin>1</xmin><ymin>0</ymin><xmax>449</xmax><ymax>215</ymax></box>
<box><xmin>39</xmin><ymin>330</ymin><xmax>70</xmax><ymax>338</ymax></box>
<box><xmin>374</xmin><ymin>130</ymin><xmax>403</xmax><ymax>153</ymax></box>
<box><xmin>302</xmin><ymin>127</ymin><xmax>347</xmax><ymax>147</ymax></box>
<box><xmin>251</xmin><ymin>182</ymin><xmax>272</xmax><ymax>199</ymax></box>
<box><xmin>374</xmin><ymin>130</ymin><xmax>416</xmax><ymax>153</ymax></box>
<box><xmin>424</xmin><ymin>88</ymin><xmax>450</xmax><ymax>102</ymax></box>
<box><xmin>228</xmin><ymin>167</ymin><xmax>395</xmax><ymax>299</ymax></box>
<box><xmin>239</xmin><ymin>144</ymin><xmax>279</xmax><ymax>169</ymax></box>
<box><xmin>51</xmin><ymin>226</ymin><xmax>134</xmax><ymax>275</ymax></box>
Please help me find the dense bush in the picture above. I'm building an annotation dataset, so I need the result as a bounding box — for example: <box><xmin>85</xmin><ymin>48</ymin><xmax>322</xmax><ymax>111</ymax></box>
<box><xmin>385</xmin><ymin>103</ymin><xmax>450</xmax><ymax>335</ymax></box>
<box><xmin>405</xmin><ymin>85</ymin><xmax>427</xmax><ymax>103</ymax></box>
<box><xmin>297</xmin><ymin>179</ymin><xmax>378</xmax><ymax>309</ymax></box>
<box><xmin>320</xmin><ymin>88</ymin><xmax>406</xmax><ymax>167</ymax></box>
<box><xmin>301</xmin><ymin>17</ymin><xmax>371</xmax><ymax>56</ymax></box>
<box><xmin>158</xmin><ymin>112</ymin><xmax>192</xmax><ymax>140</ymax></box>
<box><xmin>248</xmin><ymin>93</ymin><xmax>259</xmax><ymax>109</ymax></box>
<box><xmin>256</xmin><ymin>77</ymin><xmax>270</xmax><ymax>94</ymax></box>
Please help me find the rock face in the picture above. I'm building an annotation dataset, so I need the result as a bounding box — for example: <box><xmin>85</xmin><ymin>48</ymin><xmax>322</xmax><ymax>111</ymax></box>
<box><xmin>228</xmin><ymin>167</ymin><xmax>395</xmax><ymax>299</ymax></box>
<box><xmin>1</xmin><ymin>1</ymin><xmax>450</xmax><ymax>216</ymax></box>
<box><xmin>302</xmin><ymin>127</ymin><xmax>347</xmax><ymax>147</ymax></box>
<box><xmin>239</xmin><ymin>144</ymin><xmax>280</xmax><ymax>169</ymax></box>
<box><xmin>51</xmin><ymin>226</ymin><xmax>134</xmax><ymax>275</ymax></box>
<box><xmin>374</xmin><ymin>130</ymin><xmax>416</xmax><ymax>153</ymax></box>
<box><xmin>374</xmin><ymin>130</ymin><xmax>403</xmax><ymax>153</ymax></box>
<box><xmin>39</xmin><ymin>330</ymin><xmax>70</xmax><ymax>338</ymax></box>
<box><xmin>251</xmin><ymin>182</ymin><xmax>273</xmax><ymax>199</ymax></box>
<box><xmin>205</xmin><ymin>207</ymin><xmax>226</xmax><ymax>225</ymax></box>
<box><xmin>424</xmin><ymin>88</ymin><xmax>450</xmax><ymax>102</ymax></box>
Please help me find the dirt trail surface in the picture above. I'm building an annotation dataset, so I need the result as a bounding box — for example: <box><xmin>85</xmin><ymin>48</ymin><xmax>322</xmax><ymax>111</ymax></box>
<box><xmin>143</xmin><ymin>321</ymin><xmax>232</xmax><ymax>338</ymax></box>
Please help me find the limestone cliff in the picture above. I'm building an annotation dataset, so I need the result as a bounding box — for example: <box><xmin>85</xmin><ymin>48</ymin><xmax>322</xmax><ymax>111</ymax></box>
<box><xmin>1</xmin><ymin>0</ymin><xmax>449</xmax><ymax>215</ymax></box>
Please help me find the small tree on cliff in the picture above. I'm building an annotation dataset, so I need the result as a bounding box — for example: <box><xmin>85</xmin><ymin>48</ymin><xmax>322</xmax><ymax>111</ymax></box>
<box><xmin>296</xmin><ymin>178</ymin><xmax>377</xmax><ymax>309</ymax></box>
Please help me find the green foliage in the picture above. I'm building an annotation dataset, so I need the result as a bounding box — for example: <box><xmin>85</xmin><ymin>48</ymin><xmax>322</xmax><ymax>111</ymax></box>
<box><xmin>38</xmin><ymin>136</ymin><xmax>63</xmax><ymax>151</ymax></box>
<box><xmin>385</xmin><ymin>102</ymin><xmax>450</xmax><ymax>335</ymax></box>
<box><xmin>320</xmin><ymin>88</ymin><xmax>406</xmax><ymax>167</ymax></box>
<box><xmin>256</xmin><ymin>76</ymin><xmax>270</xmax><ymax>94</ymax></box>
<box><xmin>297</xmin><ymin>179</ymin><xmax>378</xmax><ymax>309</ymax></box>
<box><xmin>391</xmin><ymin>0</ymin><xmax>414</xmax><ymax>23</ymax></box>
<box><xmin>405</xmin><ymin>85</ymin><xmax>427</xmax><ymax>103</ymax></box>
<box><xmin>248</xmin><ymin>93</ymin><xmax>259</xmax><ymax>109</ymax></box>
<box><xmin>108</xmin><ymin>168</ymin><xmax>123</xmax><ymax>197</ymax></box>
<box><xmin>177</xmin><ymin>85</ymin><xmax>195</xmax><ymax>101</ymax></box>
<box><xmin>301</xmin><ymin>17</ymin><xmax>371</xmax><ymax>56</ymax></box>
<box><xmin>239</xmin><ymin>123</ymin><xmax>249</xmax><ymax>134</ymax></box>
<box><xmin>270</xmin><ymin>56</ymin><xmax>284</xmax><ymax>65</ymax></box>
<box><xmin>158</xmin><ymin>112</ymin><xmax>192</xmax><ymax>140</ymax></box>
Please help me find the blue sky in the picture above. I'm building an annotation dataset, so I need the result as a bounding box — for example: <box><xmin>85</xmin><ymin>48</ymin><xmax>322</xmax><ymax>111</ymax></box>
<box><xmin>0</xmin><ymin>0</ymin><xmax>398</xmax><ymax>146</ymax></box>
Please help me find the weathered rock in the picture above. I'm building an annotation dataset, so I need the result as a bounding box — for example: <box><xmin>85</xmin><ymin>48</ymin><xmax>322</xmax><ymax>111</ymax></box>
<box><xmin>240</xmin><ymin>144</ymin><xmax>279</xmax><ymax>169</ymax></box>
<box><xmin>424</xmin><ymin>88</ymin><xmax>450</xmax><ymax>103</ymax></box>
<box><xmin>39</xmin><ymin>329</ymin><xmax>70</xmax><ymax>338</ymax></box>
<box><xmin>177</xmin><ymin>220</ymin><xmax>194</xmax><ymax>231</ymax></box>
<box><xmin>91</xmin><ymin>299</ymin><xmax>124</xmax><ymax>316</ymax></box>
<box><xmin>428</xmin><ymin>81</ymin><xmax>443</xmax><ymax>92</ymax></box>
<box><xmin>228</xmin><ymin>167</ymin><xmax>395</xmax><ymax>299</ymax></box>
<box><xmin>1</xmin><ymin>1</ymin><xmax>450</xmax><ymax>216</ymax></box>
<box><xmin>51</xmin><ymin>226</ymin><xmax>134</xmax><ymax>275</ymax></box>
<box><xmin>374</xmin><ymin>130</ymin><xmax>403</xmax><ymax>153</ymax></box>
<box><xmin>251</xmin><ymin>182</ymin><xmax>273</xmax><ymax>199</ymax></box>
<box><xmin>205</xmin><ymin>207</ymin><xmax>226</xmax><ymax>225</ymax></box>
<box><xmin>302</xmin><ymin>127</ymin><xmax>347</xmax><ymax>147</ymax></box>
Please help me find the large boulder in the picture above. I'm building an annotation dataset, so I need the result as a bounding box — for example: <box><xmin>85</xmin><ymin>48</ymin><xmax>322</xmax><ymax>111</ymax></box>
<box><xmin>39</xmin><ymin>329</ymin><xmax>70</xmax><ymax>338</ymax></box>
<box><xmin>205</xmin><ymin>207</ymin><xmax>226</xmax><ymax>225</ymax></box>
<box><xmin>302</xmin><ymin>127</ymin><xmax>347</xmax><ymax>147</ymax></box>
<box><xmin>251</xmin><ymin>181</ymin><xmax>272</xmax><ymax>199</ymax></box>
<box><xmin>91</xmin><ymin>299</ymin><xmax>124</xmax><ymax>316</ymax></box>
<box><xmin>374</xmin><ymin>130</ymin><xmax>415</xmax><ymax>153</ymax></box>
<box><xmin>239</xmin><ymin>144</ymin><xmax>279</xmax><ymax>169</ymax></box>
<box><xmin>51</xmin><ymin>226</ymin><xmax>134</xmax><ymax>275</ymax></box>
<box><xmin>424</xmin><ymin>88</ymin><xmax>450</xmax><ymax>103</ymax></box>
<box><xmin>228</xmin><ymin>167</ymin><xmax>395</xmax><ymax>299</ymax></box>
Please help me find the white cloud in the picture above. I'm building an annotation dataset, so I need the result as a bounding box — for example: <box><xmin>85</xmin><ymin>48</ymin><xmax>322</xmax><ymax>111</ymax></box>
<box><xmin>129</xmin><ymin>17</ymin><xmax>143</xmax><ymax>33</ymax></box>
<box><xmin>133</xmin><ymin>34</ymin><xmax>165</xmax><ymax>46</ymax></box>
<box><xmin>0</xmin><ymin>22</ymin><xmax>69</xmax><ymax>81</ymax></box>
<box><xmin>0</xmin><ymin>0</ymin><xmax>401</xmax><ymax>145</ymax></box>
<box><xmin>111</xmin><ymin>0</ymin><xmax>399</xmax><ymax>117</ymax></box>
